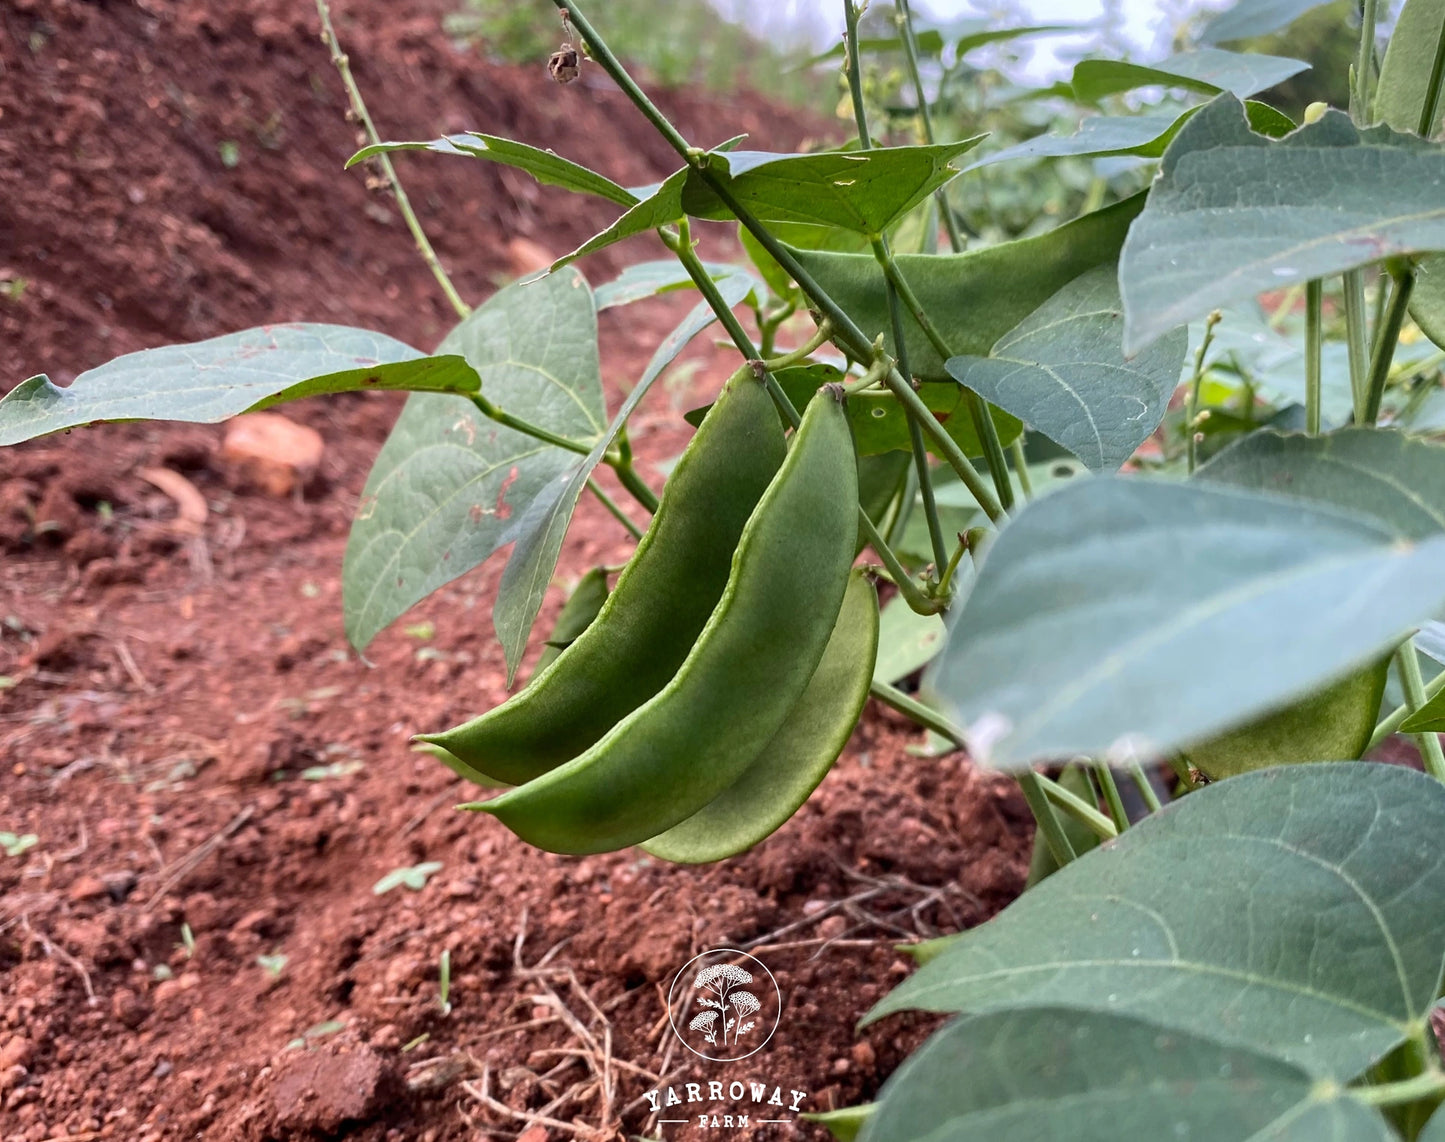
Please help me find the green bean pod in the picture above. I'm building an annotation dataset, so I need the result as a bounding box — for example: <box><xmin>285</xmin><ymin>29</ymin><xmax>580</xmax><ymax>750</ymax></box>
<box><xmin>641</xmin><ymin>569</ymin><xmax>878</xmax><ymax>864</ymax></box>
<box><xmin>466</xmin><ymin>387</ymin><xmax>860</xmax><ymax>854</ymax></box>
<box><xmin>417</xmin><ymin>373</ymin><xmax>786</xmax><ymax>786</ymax></box>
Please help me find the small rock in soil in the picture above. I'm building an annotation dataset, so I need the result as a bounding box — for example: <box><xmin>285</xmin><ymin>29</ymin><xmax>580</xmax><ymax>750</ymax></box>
<box><xmin>270</xmin><ymin>1045</ymin><xmax>404</xmax><ymax>1134</ymax></box>
<box><xmin>220</xmin><ymin>413</ymin><xmax>325</xmax><ymax>497</ymax></box>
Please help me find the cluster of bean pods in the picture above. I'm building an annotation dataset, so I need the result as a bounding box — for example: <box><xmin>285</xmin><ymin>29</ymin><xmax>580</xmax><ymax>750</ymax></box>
<box><xmin>416</xmin><ymin>374</ymin><xmax>879</xmax><ymax>860</ymax></box>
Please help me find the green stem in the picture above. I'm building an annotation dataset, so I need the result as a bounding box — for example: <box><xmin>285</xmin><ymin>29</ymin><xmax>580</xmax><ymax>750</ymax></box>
<box><xmin>1038</xmin><ymin>771</ymin><xmax>1118</xmax><ymax>840</ymax></box>
<box><xmin>1186</xmin><ymin>310</ymin><xmax>1221</xmax><ymax>474</ymax></box>
<box><xmin>1353</xmin><ymin>1069</ymin><xmax>1445</xmax><ymax>1108</ymax></box>
<box><xmin>763</xmin><ymin>319</ymin><xmax>834</xmax><ymax>371</ymax></box>
<box><xmin>843</xmin><ymin>0</ymin><xmax>874</xmax><ymax>150</ymax></box>
<box><xmin>1306</xmin><ymin>280</ymin><xmax>1323</xmax><ymax>434</ymax></box>
<box><xmin>611</xmin><ymin>460</ymin><xmax>660</xmax><ymax>515</ymax></box>
<box><xmin>1091</xmin><ymin>761</ymin><xmax>1131</xmax><ymax>833</ymax></box>
<box><xmin>869</xmin><ymin>679</ymin><xmax>958</xmax><ymax>741</ymax></box>
<box><xmin>1344</xmin><ymin>270</ymin><xmax>1372</xmax><ymax>420</ymax></box>
<box><xmin>860</xmin><ymin>514</ymin><xmax>947</xmax><ymax>615</ymax></box>
<box><xmin>1363</xmin><ymin>266</ymin><xmax>1416</xmax><ymax>424</ymax></box>
<box><xmin>874</xmin><ymin>253</ymin><xmax>1014</xmax><ymax>510</ymax></box>
<box><xmin>316</xmin><ymin>0</ymin><xmax>470</xmax><ymax>321</ymax></box>
<box><xmin>1010</xmin><ymin>436</ymin><xmax>1033</xmax><ymax>499</ymax></box>
<box><xmin>1418</xmin><ymin>11</ymin><xmax>1445</xmax><ymax>137</ymax></box>
<box><xmin>1397</xmin><ymin>640</ymin><xmax>1445</xmax><ymax>780</ymax></box>
<box><xmin>1354</xmin><ymin>0</ymin><xmax>1380</xmax><ymax>123</ymax></box>
<box><xmin>469</xmin><ymin>393</ymin><xmax>591</xmax><ymax>455</ymax></box>
<box><xmin>1128</xmin><ymin>763</ymin><xmax>1162</xmax><ymax>813</ymax></box>
<box><xmin>1370</xmin><ymin>664</ymin><xmax>1445</xmax><ymax>751</ymax></box>
<box><xmin>586</xmin><ymin>478</ymin><xmax>643</xmax><ymax>540</ymax></box>
<box><xmin>874</xmin><ymin>240</ymin><xmax>950</xmax><ymax>573</ymax></box>
<box><xmin>1019</xmin><ymin>771</ymin><xmax>1081</xmax><ymax>866</ymax></box>
<box><xmin>894</xmin><ymin>0</ymin><xmax>965</xmax><ymax>251</ymax></box>
<box><xmin>1166</xmin><ymin>753</ymin><xmax>1201</xmax><ymax>793</ymax></box>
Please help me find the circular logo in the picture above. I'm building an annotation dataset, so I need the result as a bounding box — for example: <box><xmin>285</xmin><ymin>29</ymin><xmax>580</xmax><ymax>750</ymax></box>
<box><xmin>666</xmin><ymin>948</ymin><xmax>781</xmax><ymax>1062</ymax></box>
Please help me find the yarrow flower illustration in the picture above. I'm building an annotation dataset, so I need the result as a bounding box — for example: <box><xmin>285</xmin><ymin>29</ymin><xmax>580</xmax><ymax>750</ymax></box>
<box><xmin>692</xmin><ymin>962</ymin><xmax>759</xmax><ymax>1048</ymax></box>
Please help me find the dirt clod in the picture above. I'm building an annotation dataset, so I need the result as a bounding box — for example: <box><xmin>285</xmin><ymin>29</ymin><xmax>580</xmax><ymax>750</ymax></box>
<box><xmin>271</xmin><ymin>1046</ymin><xmax>405</xmax><ymax>1134</ymax></box>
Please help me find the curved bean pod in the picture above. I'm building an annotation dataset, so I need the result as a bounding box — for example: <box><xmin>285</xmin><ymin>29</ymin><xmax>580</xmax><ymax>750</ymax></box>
<box><xmin>418</xmin><ymin>373</ymin><xmax>785</xmax><ymax>786</ymax></box>
<box><xmin>467</xmin><ymin>387</ymin><xmax>860</xmax><ymax>854</ymax></box>
<box><xmin>642</xmin><ymin>569</ymin><xmax>878</xmax><ymax>864</ymax></box>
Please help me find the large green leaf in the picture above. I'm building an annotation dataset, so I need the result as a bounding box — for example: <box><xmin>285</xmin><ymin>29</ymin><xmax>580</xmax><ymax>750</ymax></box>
<box><xmin>945</xmin><ymin>265</ymin><xmax>1188</xmax><ymax>472</ymax></box>
<box><xmin>1414</xmin><ymin>256</ymin><xmax>1445</xmax><ymax>349</ymax></box>
<box><xmin>966</xmin><ymin>101</ymin><xmax>1294</xmax><ymax>171</ymax></box>
<box><xmin>863</xmin><ymin>1006</ymin><xmax>1395</xmax><ymax>1142</ymax></box>
<box><xmin>869</xmin><ymin>763</ymin><xmax>1445</xmax><ymax>1079</ymax></box>
<box><xmin>790</xmin><ymin>194</ymin><xmax>1144</xmax><ymax>382</ymax></box>
<box><xmin>681</xmin><ymin>141</ymin><xmax>983</xmax><ymax>236</ymax></box>
<box><xmin>551</xmin><ymin>168</ymin><xmax>691</xmax><ymax>272</ymax></box>
<box><xmin>491</xmin><ymin>274</ymin><xmax>751</xmax><ymax>683</ymax></box>
<box><xmin>1121</xmin><ymin>96</ymin><xmax>1445</xmax><ymax>353</ymax></box>
<box><xmin>1196</xmin><ymin>428</ymin><xmax>1445</xmax><ymax>539</ymax></box>
<box><xmin>923</xmin><ymin>477</ymin><xmax>1445</xmax><ymax>768</ymax></box>
<box><xmin>1377</xmin><ymin>0</ymin><xmax>1445</xmax><ymax>138</ymax></box>
<box><xmin>1200</xmin><ymin>0</ymin><xmax>1335</xmax><ymax>44</ymax></box>
<box><xmin>873</xmin><ymin>594</ymin><xmax>946</xmax><ymax>685</ymax></box>
<box><xmin>342</xmin><ymin>269</ymin><xmax>604</xmax><ymax>651</ymax></box>
<box><xmin>1071</xmin><ymin>49</ymin><xmax>1309</xmax><ymax>102</ymax></box>
<box><xmin>348</xmin><ymin>134</ymin><xmax>637</xmax><ymax>207</ymax></box>
<box><xmin>0</xmin><ymin>326</ymin><xmax>477</xmax><ymax>446</ymax></box>
<box><xmin>1400</xmin><ymin>687</ymin><xmax>1445</xmax><ymax>731</ymax></box>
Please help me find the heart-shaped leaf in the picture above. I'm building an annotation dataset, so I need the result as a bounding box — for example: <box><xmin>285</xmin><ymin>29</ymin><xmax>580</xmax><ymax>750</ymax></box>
<box><xmin>869</xmin><ymin>762</ymin><xmax>1445</xmax><ymax>1079</ymax></box>
<box><xmin>1121</xmin><ymin>96</ymin><xmax>1445</xmax><ymax>352</ymax></box>
<box><xmin>0</xmin><ymin>326</ymin><xmax>477</xmax><ymax>446</ymax></box>
<box><xmin>491</xmin><ymin>273</ymin><xmax>752</xmax><ymax>682</ymax></box>
<box><xmin>863</xmin><ymin>1006</ymin><xmax>1395</xmax><ymax>1142</ymax></box>
<box><xmin>790</xmin><ymin>194</ymin><xmax>1144</xmax><ymax>382</ymax></box>
<box><xmin>1196</xmin><ymin>428</ymin><xmax>1445</xmax><ymax>539</ymax></box>
<box><xmin>946</xmin><ymin>265</ymin><xmax>1188</xmax><ymax>472</ymax></box>
<box><xmin>342</xmin><ymin>269</ymin><xmax>604</xmax><ymax>651</ymax></box>
<box><xmin>924</xmin><ymin>476</ymin><xmax>1445</xmax><ymax>767</ymax></box>
<box><xmin>1072</xmin><ymin>49</ymin><xmax>1308</xmax><ymax>102</ymax></box>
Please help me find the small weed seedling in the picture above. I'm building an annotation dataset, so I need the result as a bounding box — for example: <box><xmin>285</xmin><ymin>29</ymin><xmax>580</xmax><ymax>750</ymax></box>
<box><xmin>11</xmin><ymin>0</ymin><xmax>1445</xmax><ymax>1137</ymax></box>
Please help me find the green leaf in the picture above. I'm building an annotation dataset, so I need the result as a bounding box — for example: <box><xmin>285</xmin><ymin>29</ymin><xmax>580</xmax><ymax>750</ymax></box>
<box><xmin>953</xmin><ymin>24</ymin><xmax>1075</xmax><ymax>56</ymax></box>
<box><xmin>1072</xmin><ymin>48</ymin><xmax>1309</xmax><ymax>103</ymax></box>
<box><xmin>372</xmin><ymin>861</ymin><xmax>444</xmax><ymax>895</ymax></box>
<box><xmin>1200</xmin><ymin>0</ymin><xmax>1335</xmax><ymax>44</ymax></box>
<box><xmin>593</xmin><ymin>259</ymin><xmax>758</xmax><ymax>310</ymax></box>
<box><xmin>1401</xmin><ymin>687</ymin><xmax>1445</xmax><ymax>731</ymax></box>
<box><xmin>863</xmin><ymin>1006</ymin><xmax>1396</xmax><ymax>1142</ymax></box>
<box><xmin>1423</xmin><ymin>1107</ymin><xmax>1445</xmax><ymax>1142</ymax></box>
<box><xmin>946</xmin><ymin>265</ymin><xmax>1188</xmax><ymax>472</ymax></box>
<box><xmin>342</xmin><ymin>269</ymin><xmax>605</xmax><ymax>651</ymax></box>
<box><xmin>869</xmin><ymin>762</ymin><xmax>1445</xmax><ymax>1079</ymax></box>
<box><xmin>1413</xmin><ymin>256</ymin><xmax>1445</xmax><ymax>349</ymax></box>
<box><xmin>551</xmin><ymin>168</ymin><xmax>690</xmax><ymax>272</ymax></box>
<box><xmin>1377</xmin><ymin>0</ymin><xmax>1445</xmax><ymax>138</ymax></box>
<box><xmin>349</xmin><ymin>134</ymin><xmax>637</xmax><ymax>207</ymax></box>
<box><xmin>1025</xmin><ymin>765</ymin><xmax>1101</xmax><ymax>887</ymax></box>
<box><xmin>802</xmin><ymin>30</ymin><xmax>945</xmax><ymax>65</ymax></box>
<box><xmin>0</xmin><ymin>326</ymin><xmax>478</xmax><ymax>446</ymax></box>
<box><xmin>804</xmin><ymin>1105</ymin><xmax>875</xmax><ymax>1142</ymax></box>
<box><xmin>1181</xmin><ymin>661</ymin><xmax>1389</xmax><ymax>780</ymax></box>
<box><xmin>789</xmin><ymin>193</ymin><xmax>1144</xmax><ymax>382</ymax></box>
<box><xmin>873</xmin><ymin>594</ymin><xmax>947</xmax><ymax>685</ymax></box>
<box><xmin>966</xmin><ymin>101</ymin><xmax>1294</xmax><ymax>171</ymax></box>
<box><xmin>681</xmin><ymin>141</ymin><xmax>984</xmax><ymax>236</ymax></box>
<box><xmin>924</xmin><ymin>477</ymin><xmax>1445</xmax><ymax>768</ymax></box>
<box><xmin>1196</xmin><ymin>428</ymin><xmax>1445</xmax><ymax>539</ymax></box>
<box><xmin>491</xmin><ymin>274</ymin><xmax>751</xmax><ymax>683</ymax></box>
<box><xmin>1121</xmin><ymin>95</ymin><xmax>1445</xmax><ymax>353</ymax></box>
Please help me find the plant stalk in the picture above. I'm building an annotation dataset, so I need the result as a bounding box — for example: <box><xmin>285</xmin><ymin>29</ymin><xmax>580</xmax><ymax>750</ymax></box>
<box><xmin>1418</xmin><ymin>11</ymin><xmax>1445</xmax><ymax>138</ymax></box>
<box><xmin>1353</xmin><ymin>1068</ymin><xmax>1445</xmax><ymax>1108</ymax></box>
<box><xmin>1010</xmin><ymin>436</ymin><xmax>1033</xmax><ymax>499</ymax></box>
<box><xmin>1128</xmin><ymin>763</ymin><xmax>1162</xmax><ymax>813</ymax></box>
<box><xmin>1353</xmin><ymin>0</ymin><xmax>1380</xmax><ymax>123</ymax></box>
<box><xmin>1305</xmin><ymin>280</ymin><xmax>1323</xmax><ymax>434</ymax></box>
<box><xmin>1396</xmin><ymin>640</ymin><xmax>1445</xmax><ymax>781</ymax></box>
<box><xmin>1344</xmin><ymin>270</ymin><xmax>1372</xmax><ymax>420</ymax></box>
<box><xmin>1019</xmin><ymin>771</ymin><xmax>1081</xmax><ymax>865</ymax></box>
<box><xmin>1362</xmin><ymin>266</ymin><xmax>1416</xmax><ymax>424</ymax></box>
<box><xmin>894</xmin><ymin>0</ymin><xmax>966</xmax><ymax>251</ymax></box>
<box><xmin>1091</xmin><ymin>761</ymin><xmax>1131</xmax><ymax>833</ymax></box>
<box><xmin>586</xmin><ymin>478</ymin><xmax>643</xmax><ymax>540</ymax></box>
<box><xmin>1186</xmin><ymin>310</ymin><xmax>1221</xmax><ymax>474</ymax></box>
<box><xmin>315</xmin><ymin>0</ymin><xmax>471</xmax><ymax>321</ymax></box>
<box><xmin>1370</xmin><ymin>657</ymin><xmax>1445</xmax><ymax>749</ymax></box>
<box><xmin>1039</xmin><ymin>771</ymin><xmax>1118</xmax><ymax>840</ymax></box>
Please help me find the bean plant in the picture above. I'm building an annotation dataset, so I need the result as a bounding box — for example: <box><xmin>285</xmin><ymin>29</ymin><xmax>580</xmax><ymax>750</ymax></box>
<box><xmin>10</xmin><ymin>0</ymin><xmax>1445</xmax><ymax>1137</ymax></box>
